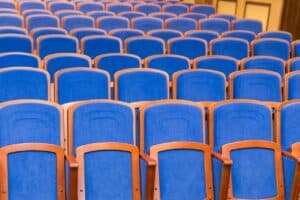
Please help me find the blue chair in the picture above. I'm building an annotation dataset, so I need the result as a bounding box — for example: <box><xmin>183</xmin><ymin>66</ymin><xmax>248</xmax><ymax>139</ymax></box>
<box><xmin>44</xmin><ymin>53</ymin><xmax>91</xmax><ymax>82</ymax></box>
<box><xmin>222</xmin><ymin>30</ymin><xmax>256</xmax><ymax>43</ymax></box>
<box><xmin>0</xmin><ymin>8</ymin><xmax>17</xmax><ymax>14</ymax></box>
<box><xmin>54</xmin><ymin>68</ymin><xmax>110</xmax><ymax>104</ymax></box>
<box><xmin>211</xmin><ymin>13</ymin><xmax>236</xmax><ymax>22</ymax></box>
<box><xmin>114</xmin><ymin>68</ymin><xmax>169</xmax><ymax>103</ymax></box>
<box><xmin>241</xmin><ymin>56</ymin><xmax>285</xmax><ymax>77</ymax></box>
<box><xmin>149</xmin><ymin>12</ymin><xmax>176</xmax><ymax>21</ymax></box>
<box><xmin>168</xmin><ymin>37</ymin><xmax>207</xmax><ymax>60</ymax></box>
<box><xmin>26</xmin><ymin>14</ymin><xmax>59</xmax><ymax>32</ymax></box>
<box><xmin>190</xmin><ymin>4</ymin><xmax>215</xmax><ymax>16</ymax></box>
<box><xmin>0</xmin><ymin>34</ymin><xmax>33</xmax><ymax>53</ymax></box>
<box><xmin>19</xmin><ymin>1</ymin><xmax>45</xmax><ymax>13</ymax></box>
<box><xmin>229</xmin><ymin>69</ymin><xmax>282</xmax><ymax>102</ymax></box>
<box><xmin>37</xmin><ymin>35</ymin><xmax>78</xmax><ymax>59</ymax></box>
<box><xmin>0</xmin><ymin>0</ymin><xmax>15</xmax><ymax>9</ymax></box>
<box><xmin>132</xmin><ymin>17</ymin><xmax>163</xmax><ymax>33</ymax></box>
<box><xmin>145</xmin><ymin>54</ymin><xmax>190</xmax><ymax>77</ymax></box>
<box><xmin>86</xmin><ymin>10</ymin><xmax>115</xmax><ymax>20</ymax></box>
<box><xmin>173</xmin><ymin>69</ymin><xmax>226</xmax><ymax>102</ymax></box>
<box><xmin>134</xmin><ymin>3</ymin><xmax>161</xmax><ymax>15</ymax></box>
<box><xmin>162</xmin><ymin>4</ymin><xmax>188</xmax><ymax>15</ymax></box>
<box><xmin>107</xmin><ymin>3</ymin><xmax>132</xmax><ymax>14</ymax></box>
<box><xmin>54</xmin><ymin>10</ymin><xmax>83</xmax><ymax>19</ymax></box>
<box><xmin>179</xmin><ymin>12</ymin><xmax>206</xmax><ymax>21</ymax></box>
<box><xmin>62</xmin><ymin>15</ymin><xmax>94</xmax><ymax>32</ymax></box>
<box><xmin>48</xmin><ymin>1</ymin><xmax>75</xmax><ymax>13</ymax></box>
<box><xmin>211</xmin><ymin>38</ymin><xmax>249</xmax><ymax>60</ymax></box>
<box><xmin>23</xmin><ymin>9</ymin><xmax>51</xmax><ymax>19</ymax></box>
<box><xmin>82</xmin><ymin>35</ymin><xmax>122</xmax><ymax>59</ymax></box>
<box><xmin>71</xmin><ymin>27</ymin><xmax>106</xmax><ymax>43</ymax></box>
<box><xmin>287</xmin><ymin>57</ymin><xmax>300</xmax><ymax>72</ymax></box>
<box><xmin>257</xmin><ymin>31</ymin><xmax>292</xmax><ymax>43</ymax></box>
<box><xmin>199</xmin><ymin>18</ymin><xmax>230</xmax><ymax>34</ymax></box>
<box><xmin>125</xmin><ymin>36</ymin><xmax>165</xmax><ymax>60</ymax></box>
<box><xmin>0</xmin><ymin>14</ymin><xmax>23</xmax><ymax>27</ymax></box>
<box><xmin>0</xmin><ymin>52</ymin><xmax>40</xmax><ymax>68</ymax></box>
<box><xmin>0</xmin><ymin>27</ymin><xmax>27</xmax><ymax>35</ymax></box>
<box><xmin>292</xmin><ymin>40</ymin><xmax>300</xmax><ymax>57</ymax></box>
<box><xmin>194</xmin><ymin>55</ymin><xmax>238</xmax><ymax>78</ymax></box>
<box><xmin>95</xmin><ymin>53</ymin><xmax>141</xmax><ymax>78</ymax></box>
<box><xmin>284</xmin><ymin>71</ymin><xmax>300</xmax><ymax>100</ymax></box>
<box><xmin>148</xmin><ymin>29</ymin><xmax>182</xmax><ymax>44</ymax></box>
<box><xmin>96</xmin><ymin>16</ymin><xmax>129</xmax><ymax>32</ymax></box>
<box><xmin>233</xmin><ymin>19</ymin><xmax>263</xmax><ymax>34</ymax></box>
<box><xmin>119</xmin><ymin>11</ymin><xmax>145</xmax><ymax>20</ymax></box>
<box><xmin>31</xmin><ymin>27</ymin><xmax>67</xmax><ymax>48</ymax></box>
<box><xmin>185</xmin><ymin>30</ymin><xmax>219</xmax><ymax>44</ymax></box>
<box><xmin>252</xmin><ymin>38</ymin><xmax>290</xmax><ymax>61</ymax></box>
<box><xmin>77</xmin><ymin>2</ymin><xmax>104</xmax><ymax>13</ymax></box>
<box><xmin>0</xmin><ymin>67</ymin><xmax>49</xmax><ymax>101</ymax></box>
<box><xmin>109</xmin><ymin>28</ymin><xmax>144</xmax><ymax>46</ymax></box>
<box><xmin>165</xmin><ymin>17</ymin><xmax>197</xmax><ymax>33</ymax></box>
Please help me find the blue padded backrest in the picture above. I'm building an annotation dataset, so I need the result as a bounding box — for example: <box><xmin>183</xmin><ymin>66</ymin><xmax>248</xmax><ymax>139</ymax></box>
<box><xmin>199</xmin><ymin>18</ymin><xmax>230</xmax><ymax>34</ymax></box>
<box><xmin>289</xmin><ymin>58</ymin><xmax>300</xmax><ymax>72</ymax></box>
<box><xmin>230</xmin><ymin>148</ymin><xmax>277</xmax><ymax>199</ymax></box>
<box><xmin>78</xmin><ymin>2</ymin><xmax>104</xmax><ymax>13</ymax></box>
<box><xmin>107</xmin><ymin>3</ymin><xmax>132</xmax><ymax>14</ymax></box>
<box><xmin>87</xmin><ymin>11</ymin><xmax>115</xmax><ymax>20</ymax></box>
<box><xmin>163</xmin><ymin>4</ymin><xmax>188</xmax><ymax>15</ymax></box>
<box><xmin>211</xmin><ymin>38</ymin><xmax>249</xmax><ymax>60</ymax></box>
<box><xmin>23</xmin><ymin>10</ymin><xmax>51</xmax><ymax>18</ymax></box>
<box><xmin>49</xmin><ymin>2</ymin><xmax>75</xmax><ymax>13</ymax></box>
<box><xmin>243</xmin><ymin>56</ymin><xmax>285</xmax><ymax>77</ymax></box>
<box><xmin>231</xmin><ymin>71</ymin><xmax>282</xmax><ymax>102</ymax></box>
<box><xmin>191</xmin><ymin>5</ymin><xmax>215</xmax><ymax>16</ymax></box>
<box><xmin>38</xmin><ymin>35</ymin><xmax>78</xmax><ymax>59</ymax></box>
<box><xmin>110</xmin><ymin>29</ymin><xmax>144</xmax><ymax>45</ymax></box>
<box><xmin>0</xmin><ymin>8</ymin><xmax>17</xmax><ymax>14</ymax></box>
<box><xmin>185</xmin><ymin>30</ymin><xmax>219</xmax><ymax>44</ymax></box>
<box><xmin>211</xmin><ymin>14</ymin><xmax>236</xmax><ymax>22</ymax></box>
<box><xmin>71</xmin><ymin>28</ymin><xmax>106</xmax><ymax>42</ymax></box>
<box><xmin>62</xmin><ymin>16</ymin><xmax>94</xmax><ymax>32</ymax></box>
<box><xmin>82</xmin><ymin>36</ymin><xmax>122</xmax><ymax>59</ymax></box>
<box><xmin>143</xmin><ymin>103</ymin><xmax>204</xmax><ymax>152</ymax></box>
<box><xmin>32</xmin><ymin>27</ymin><xmax>67</xmax><ymax>48</ymax></box>
<box><xmin>72</xmin><ymin>102</ymin><xmax>134</xmax><ymax>154</ymax></box>
<box><xmin>119</xmin><ymin>11</ymin><xmax>145</xmax><ymax>20</ymax></box>
<box><xmin>180</xmin><ymin>12</ymin><xmax>206</xmax><ymax>21</ymax></box>
<box><xmin>233</xmin><ymin>19</ymin><xmax>263</xmax><ymax>34</ymax></box>
<box><xmin>0</xmin><ymin>68</ymin><xmax>49</xmax><ymax>102</ymax></box>
<box><xmin>0</xmin><ymin>102</ymin><xmax>61</xmax><ymax>146</ymax></box>
<box><xmin>97</xmin><ymin>16</ymin><xmax>129</xmax><ymax>33</ymax></box>
<box><xmin>147</xmin><ymin>54</ymin><xmax>189</xmax><ymax>76</ymax></box>
<box><xmin>116</xmin><ymin>69</ymin><xmax>169</xmax><ymax>102</ymax></box>
<box><xmin>0</xmin><ymin>27</ymin><xmax>27</xmax><ymax>35</ymax></box>
<box><xmin>27</xmin><ymin>15</ymin><xmax>59</xmax><ymax>32</ymax></box>
<box><xmin>126</xmin><ymin>37</ymin><xmax>164</xmax><ymax>60</ymax></box>
<box><xmin>259</xmin><ymin>31</ymin><xmax>292</xmax><ymax>43</ymax></box>
<box><xmin>293</xmin><ymin>42</ymin><xmax>300</xmax><ymax>57</ymax></box>
<box><xmin>133</xmin><ymin>17</ymin><xmax>163</xmax><ymax>33</ymax></box>
<box><xmin>169</xmin><ymin>37</ymin><xmax>207</xmax><ymax>60</ymax></box>
<box><xmin>96</xmin><ymin>53</ymin><xmax>141</xmax><ymax>78</ymax></box>
<box><xmin>223</xmin><ymin>30</ymin><xmax>256</xmax><ymax>43</ymax></box>
<box><xmin>150</xmin><ymin>12</ymin><xmax>176</xmax><ymax>21</ymax></box>
<box><xmin>166</xmin><ymin>17</ymin><xmax>197</xmax><ymax>33</ymax></box>
<box><xmin>212</xmin><ymin>102</ymin><xmax>272</xmax><ymax>151</ymax></box>
<box><xmin>55</xmin><ymin>10</ymin><xmax>83</xmax><ymax>19</ymax></box>
<box><xmin>0</xmin><ymin>14</ymin><xmax>23</xmax><ymax>27</ymax></box>
<box><xmin>287</xmin><ymin>73</ymin><xmax>300</xmax><ymax>100</ymax></box>
<box><xmin>0</xmin><ymin>52</ymin><xmax>39</xmax><ymax>68</ymax></box>
<box><xmin>175</xmin><ymin>69</ymin><xmax>226</xmax><ymax>102</ymax></box>
<box><xmin>0</xmin><ymin>1</ymin><xmax>15</xmax><ymax>9</ymax></box>
<box><xmin>253</xmin><ymin>38</ymin><xmax>290</xmax><ymax>61</ymax></box>
<box><xmin>20</xmin><ymin>1</ymin><xmax>45</xmax><ymax>12</ymax></box>
<box><xmin>0</xmin><ymin>34</ymin><xmax>32</xmax><ymax>53</ymax></box>
<box><xmin>56</xmin><ymin>69</ymin><xmax>110</xmax><ymax>104</ymax></box>
<box><xmin>148</xmin><ymin>29</ymin><xmax>182</xmax><ymax>44</ymax></box>
<box><xmin>135</xmin><ymin>4</ymin><xmax>161</xmax><ymax>15</ymax></box>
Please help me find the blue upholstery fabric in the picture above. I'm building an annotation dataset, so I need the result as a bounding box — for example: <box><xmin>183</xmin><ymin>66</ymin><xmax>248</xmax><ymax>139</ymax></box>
<box><xmin>71</xmin><ymin>28</ymin><xmax>106</xmax><ymax>41</ymax></box>
<box><xmin>119</xmin><ymin>11</ymin><xmax>145</xmax><ymax>20</ymax></box>
<box><xmin>283</xmin><ymin>155</ymin><xmax>296</xmax><ymax>200</ymax></box>
<box><xmin>97</xmin><ymin>16</ymin><xmax>129</xmax><ymax>32</ymax></box>
<box><xmin>150</xmin><ymin>12</ymin><xmax>176</xmax><ymax>21</ymax></box>
<box><xmin>293</xmin><ymin>41</ymin><xmax>300</xmax><ymax>57</ymax></box>
<box><xmin>27</xmin><ymin>15</ymin><xmax>59</xmax><ymax>32</ymax></box>
<box><xmin>96</xmin><ymin>53</ymin><xmax>141</xmax><ymax>77</ymax></box>
<box><xmin>0</xmin><ymin>102</ymin><xmax>61</xmax><ymax>146</ymax></box>
<box><xmin>0</xmin><ymin>34</ymin><xmax>32</xmax><ymax>53</ymax></box>
<box><xmin>0</xmin><ymin>52</ymin><xmax>39</xmax><ymax>68</ymax></box>
<box><xmin>82</xmin><ymin>36</ymin><xmax>121</xmax><ymax>59</ymax></box>
<box><xmin>169</xmin><ymin>38</ymin><xmax>207</xmax><ymax>59</ymax></box>
<box><xmin>87</xmin><ymin>11</ymin><xmax>115</xmax><ymax>20</ymax></box>
<box><xmin>175</xmin><ymin>69</ymin><xmax>226</xmax><ymax>101</ymax></box>
<box><xmin>62</xmin><ymin>16</ymin><xmax>94</xmax><ymax>32</ymax></box>
<box><xmin>0</xmin><ymin>8</ymin><xmax>17</xmax><ymax>14</ymax></box>
<box><xmin>110</xmin><ymin>29</ymin><xmax>144</xmax><ymax>45</ymax></box>
<box><xmin>0</xmin><ymin>27</ymin><xmax>26</xmax><ymax>35</ymax></box>
<box><xmin>107</xmin><ymin>3</ymin><xmax>132</xmax><ymax>14</ymax></box>
<box><xmin>78</xmin><ymin>2</ymin><xmax>104</xmax><ymax>13</ymax></box>
<box><xmin>72</xmin><ymin>102</ymin><xmax>134</xmax><ymax>154</ymax></box>
<box><xmin>200</xmin><ymin>18</ymin><xmax>230</xmax><ymax>34</ymax></box>
<box><xmin>166</xmin><ymin>17</ymin><xmax>197</xmax><ymax>33</ymax></box>
<box><xmin>133</xmin><ymin>17</ymin><xmax>163</xmax><ymax>33</ymax></box>
<box><xmin>20</xmin><ymin>1</ymin><xmax>45</xmax><ymax>12</ymax></box>
<box><xmin>222</xmin><ymin>30</ymin><xmax>256</xmax><ymax>43</ymax></box>
<box><xmin>24</xmin><ymin>10</ymin><xmax>50</xmax><ymax>18</ymax></box>
<box><xmin>211</xmin><ymin>14</ymin><xmax>236</xmax><ymax>22</ymax></box>
<box><xmin>259</xmin><ymin>31</ymin><xmax>292</xmax><ymax>42</ymax></box>
<box><xmin>253</xmin><ymin>38</ymin><xmax>290</xmax><ymax>60</ymax></box>
<box><xmin>49</xmin><ymin>2</ymin><xmax>75</xmax><ymax>13</ymax></box>
<box><xmin>0</xmin><ymin>1</ymin><xmax>15</xmax><ymax>9</ymax></box>
<box><xmin>32</xmin><ymin>27</ymin><xmax>67</xmax><ymax>48</ymax></box>
<box><xmin>0</xmin><ymin>14</ymin><xmax>22</xmax><ymax>27</ymax></box>
<box><xmin>163</xmin><ymin>4</ymin><xmax>188</xmax><ymax>15</ymax></box>
<box><xmin>179</xmin><ymin>12</ymin><xmax>206</xmax><ymax>21</ymax></box>
<box><xmin>55</xmin><ymin>10</ymin><xmax>83</xmax><ymax>19</ymax></box>
<box><xmin>116</xmin><ymin>69</ymin><xmax>168</xmax><ymax>102</ymax></box>
<box><xmin>289</xmin><ymin>58</ymin><xmax>300</xmax><ymax>71</ymax></box>
<box><xmin>191</xmin><ymin>5</ymin><xmax>215</xmax><ymax>16</ymax></box>
<box><xmin>233</xmin><ymin>19</ymin><xmax>263</xmax><ymax>34</ymax></box>
<box><xmin>148</xmin><ymin>29</ymin><xmax>182</xmax><ymax>43</ymax></box>
<box><xmin>135</xmin><ymin>4</ymin><xmax>161</xmax><ymax>15</ymax></box>
<box><xmin>211</xmin><ymin>38</ymin><xmax>249</xmax><ymax>60</ymax></box>
<box><xmin>185</xmin><ymin>30</ymin><xmax>219</xmax><ymax>44</ymax></box>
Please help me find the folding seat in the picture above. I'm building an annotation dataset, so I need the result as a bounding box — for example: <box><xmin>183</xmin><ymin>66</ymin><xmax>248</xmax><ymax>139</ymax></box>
<box><xmin>222</xmin><ymin>30</ymin><xmax>256</xmax><ymax>43</ymax></box>
<box><xmin>210</xmin><ymin>38</ymin><xmax>249</xmax><ymax>60</ymax></box>
<box><xmin>165</xmin><ymin>17</ymin><xmax>197</xmax><ymax>33</ymax></box>
<box><xmin>26</xmin><ymin>14</ymin><xmax>59</xmax><ymax>32</ymax></box>
<box><xmin>23</xmin><ymin>9</ymin><xmax>51</xmax><ymax>19</ymax></box>
<box><xmin>44</xmin><ymin>53</ymin><xmax>91</xmax><ymax>82</ymax></box>
<box><xmin>119</xmin><ymin>11</ymin><xmax>145</xmax><ymax>20</ymax></box>
<box><xmin>114</xmin><ymin>68</ymin><xmax>169</xmax><ymax>103</ymax></box>
<box><xmin>284</xmin><ymin>71</ymin><xmax>300</xmax><ymax>100</ymax></box>
<box><xmin>107</xmin><ymin>3</ymin><xmax>132</xmax><ymax>14</ymax></box>
<box><xmin>19</xmin><ymin>1</ymin><xmax>45</xmax><ymax>13</ymax></box>
<box><xmin>199</xmin><ymin>18</ymin><xmax>230</xmax><ymax>34</ymax></box>
<box><xmin>241</xmin><ymin>56</ymin><xmax>285</xmax><ymax>77</ymax></box>
<box><xmin>54</xmin><ymin>10</ymin><xmax>83</xmax><ymax>19</ymax></box>
<box><xmin>0</xmin><ymin>67</ymin><xmax>49</xmax><ymax>102</ymax></box>
<box><xmin>86</xmin><ymin>10</ymin><xmax>115</xmax><ymax>20</ymax></box>
<box><xmin>0</xmin><ymin>0</ymin><xmax>15</xmax><ymax>9</ymax></box>
<box><xmin>0</xmin><ymin>34</ymin><xmax>33</xmax><ymax>53</ymax></box>
<box><xmin>82</xmin><ymin>35</ymin><xmax>122</xmax><ymax>59</ymax></box>
<box><xmin>54</xmin><ymin>68</ymin><xmax>110</xmax><ymax>104</ymax></box>
<box><xmin>257</xmin><ymin>31</ymin><xmax>293</xmax><ymax>43</ymax></box>
<box><xmin>0</xmin><ymin>27</ymin><xmax>27</xmax><ymax>35</ymax></box>
<box><xmin>96</xmin><ymin>16</ymin><xmax>129</xmax><ymax>32</ymax></box>
<box><xmin>0</xmin><ymin>14</ymin><xmax>23</xmax><ymax>28</ymax></box>
<box><xmin>48</xmin><ymin>1</ymin><xmax>75</xmax><ymax>13</ymax></box>
<box><xmin>95</xmin><ymin>53</ymin><xmax>141</xmax><ymax>78</ymax></box>
<box><xmin>252</xmin><ymin>38</ymin><xmax>290</xmax><ymax>60</ymax></box>
<box><xmin>0</xmin><ymin>52</ymin><xmax>40</xmax><ymax>68</ymax></box>
<box><xmin>77</xmin><ymin>2</ymin><xmax>104</xmax><ymax>13</ymax></box>
<box><xmin>71</xmin><ymin>27</ymin><xmax>106</xmax><ymax>42</ymax></box>
<box><xmin>190</xmin><ymin>4</ymin><xmax>215</xmax><ymax>16</ymax></box>
<box><xmin>228</xmin><ymin>69</ymin><xmax>282</xmax><ymax>102</ymax></box>
<box><xmin>179</xmin><ymin>12</ymin><xmax>206</xmax><ymax>21</ymax></box>
<box><xmin>125</xmin><ymin>36</ymin><xmax>165</xmax><ymax>60</ymax></box>
<box><xmin>168</xmin><ymin>37</ymin><xmax>207</xmax><ymax>60</ymax></box>
<box><xmin>210</xmin><ymin>13</ymin><xmax>236</xmax><ymax>22</ymax></box>
<box><xmin>0</xmin><ymin>8</ymin><xmax>17</xmax><ymax>14</ymax></box>
<box><xmin>292</xmin><ymin>40</ymin><xmax>300</xmax><ymax>57</ymax></box>
<box><xmin>232</xmin><ymin>19</ymin><xmax>263</xmax><ymax>34</ymax></box>
<box><xmin>287</xmin><ymin>57</ymin><xmax>300</xmax><ymax>72</ymax></box>
<box><xmin>149</xmin><ymin>12</ymin><xmax>176</xmax><ymax>21</ymax></box>
<box><xmin>185</xmin><ymin>30</ymin><xmax>219</xmax><ymax>44</ymax></box>
<box><xmin>134</xmin><ymin>3</ymin><xmax>161</xmax><ymax>15</ymax></box>
<box><xmin>148</xmin><ymin>29</ymin><xmax>182</xmax><ymax>44</ymax></box>
<box><xmin>132</xmin><ymin>17</ymin><xmax>163</xmax><ymax>33</ymax></box>
<box><xmin>194</xmin><ymin>55</ymin><xmax>238</xmax><ymax>78</ymax></box>
<box><xmin>62</xmin><ymin>15</ymin><xmax>94</xmax><ymax>32</ymax></box>
<box><xmin>145</xmin><ymin>54</ymin><xmax>190</xmax><ymax>77</ymax></box>
<box><xmin>162</xmin><ymin>4</ymin><xmax>188</xmax><ymax>15</ymax></box>
<box><xmin>31</xmin><ymin>27</ymin><xmax>67</xmax><ymax>48</ymax></box>
<box><xmin>173</xmin><ymin>69</ymin><xmax>226</xmax><ymax>102</ymax></box>
<box><xmin>37</xmin><ymin>35</ymin><xmax>78</xmax><ymax>59</ymax></box>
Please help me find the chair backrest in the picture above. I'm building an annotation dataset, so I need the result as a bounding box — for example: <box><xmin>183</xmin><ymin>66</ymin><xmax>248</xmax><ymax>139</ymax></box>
<box><xmin>119</xmin><ymin>11</ymin><xmax>145</xmax><ymax>20</ymax></box>
<box><xmin>0</xmin><ymin>0</ymin><xmax>15</xmax><ymax>9</ymax></box>
<box><xmin>292</xmin><ymin>40</ymin><xmax>300</xmax><ymax>57</ymax></box>
<box><xmin>77</xmin><ymin>2</ymin><xmax>104</xmax><ymax>13</ymax></box>
<box><xmin>26</xmin><ymin>14</ymin><xmax>59</xmax><ymax>32</ymax></box>
<box><xmin>96</xmin><ymin>16</ymin><xmax>129</xmax><ymax>32</ymax></box>
<box><xmin>68</xmin><ymin>100</ymin><xmax>135</xmax><ymax>154</ymax></box>
<box><xmin>284</xmin><ymin>71</ymin><xmax>300</xmax><ymax>100</ymax></box>
<box><xmin>95</xmin><ymin>53</ymin><xmax>141</xmax><ymax>78</ymax></box>
<box><xmin>179</xmin><ymin>12</ymin><xmax>206</xmax><ymax>21</ymax></box>
<box><xmin>114</xmin><ymin>68</ymin><xmax>169</xmax><ymax>103</ymax></box>
<box><xmin>199</xmin><ymin>18</ymin><xmax>230</xmax><ymax>34</ymax></box>
<box><xmin>190</xmin><ymin>5</ymin><xmax>215</xmax><ymax>16</ymax></box>
<box><xmin>54</xmin><ymin>10</ymin><xmax>83</xmax><ymax>19</ymax></box>
<box><xmin>185</xmin><ymin>30</ymin><xmax>219</xmax><ymax>44</ymax></box>
<box><xmin>0</xmin><ymin>52</ymin><xmax>40</xmax><ymax>68</ymax></box>
<box><xmin>149</xmin><ymin>12</ymin><xmax>176</xmax><ymax>21</ymax></box>
<box><xmin>109</xmin><ymin>28</ymin><xmax>144</xmax><ymax>45</ymax></box>
<box><xmin>107</xmin><ymin>3</ymin><xmax>132</xmax><ymax>14</ymax></box>
<box><xmin>62</xmin><ymin>15</ymin><xmax>94</xmax><ymax>32</ymax></box>
<box><xmin>173</xmin><ymin>69</ymin><xmax>226</xmax><ymax>102</ymax></box>
<box><xmin>0</xmin><ymin>8</ymin><xmax>17</xmax><ymax>14</ymax></box>
<box><xmin>23</xmin><ymin>9</ymin><xmax>51</xmax><ymax>18</ymax></box>
<box><xmin>232</xmin><ymin>19</ymin><xmax>263</xmax><ymax>34</ymax></box>
<box><xmin>0</xmin><ymin>34</ymin><xmax>33</xmax><ymax>53</ymax></box>
<box><xmin>134</xmin><ymin>3</ymin><xmax>161</xmax><ymax>15</ymax></box>
<box><xmin>229</xmin><ymin>69</ymin><xmax>282</xmax><ymax>102</ymax></box>
<box><xmin>257</xmin><ymin>31</ymin><xmax>292</xmax><ymax>43</ymax></box>
<box><xmin>211</xmin><ymin>13</ymin><xmax>236</xmax><ymax>22</ymax></box>
<box><xmin>71</xmin><ymin>27</ymin><xmax>106</xmax><ymax>42</ymax></box>
<box><xmin>132</xmin><ymin>17</ymin><xmax>163</xmax><ymax>33</ymax></box>
<box><xmin>148</xmin><ymin>29</ymin><xmax>182</xmax><ymax>44</ymax></box>
<box><xmin>31</xmin><ymin>27</ymin><xmax>67</xmax><ymax>48</ymax></box>
<box><xmin>162</xmin><ymin>4</ymin><xmax>188</xmax><ymax>15</ymax></box>
<box><xmin>48</xmin><ymin>1</ymin><xmax>75</xmax><ymax>13</ymax></box>
<box><xmin>222</xmin><ymin>30</ymin><xmax>256</xmax><ymax>43</ymax></box>
<box><xmin>0</xmin><ymin>14</ymin><xmax>23</xmax><ymax>28</ymax></box>
<box><xmin>87</xmin><ymin>10</ymin><xmax>115</xmax><ymax>20</ymax></box>
<box><xmin>19</xmin><ymin>1</ymin><xmax>45</xmax><ymax>13</ymax></box>
<box><xmin>0</xmin><ymin>26</ymin><xmax>27</xmax><ymax>35</ymax></box>
<box><xmin>165</xmin><ymin>17</ymin><xmax>197</xmax><ymax>33</ymax></box>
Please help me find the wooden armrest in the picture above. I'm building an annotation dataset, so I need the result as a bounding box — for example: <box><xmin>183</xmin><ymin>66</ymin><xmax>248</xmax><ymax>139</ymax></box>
<box><xmin>65</xmin><ymin>154</ymin><xmax>78</xmax><ymax>200</ymax></box>
<box><xmin>65</xmin><ymin>153</ymin><xmax>79</xmax><ymax>168</ymax></box>
<box><xmin>140</xmin><ymin>153</ymin><xmax>156</xmax><ymax>200</ymax></box>
<box><xmin>212</xmin><ymin>152</ymin><xmax>232</xmax><ymax>165</ymax></box>
<box><xmin>140</xmin><ymin>152</ymin><xmax>156</xmax><ymax>166</ymax></box>
<box><xmin>282</xmin><ymin>151</ymin><xmax>300</xmax><ymax>163</ymax></box>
